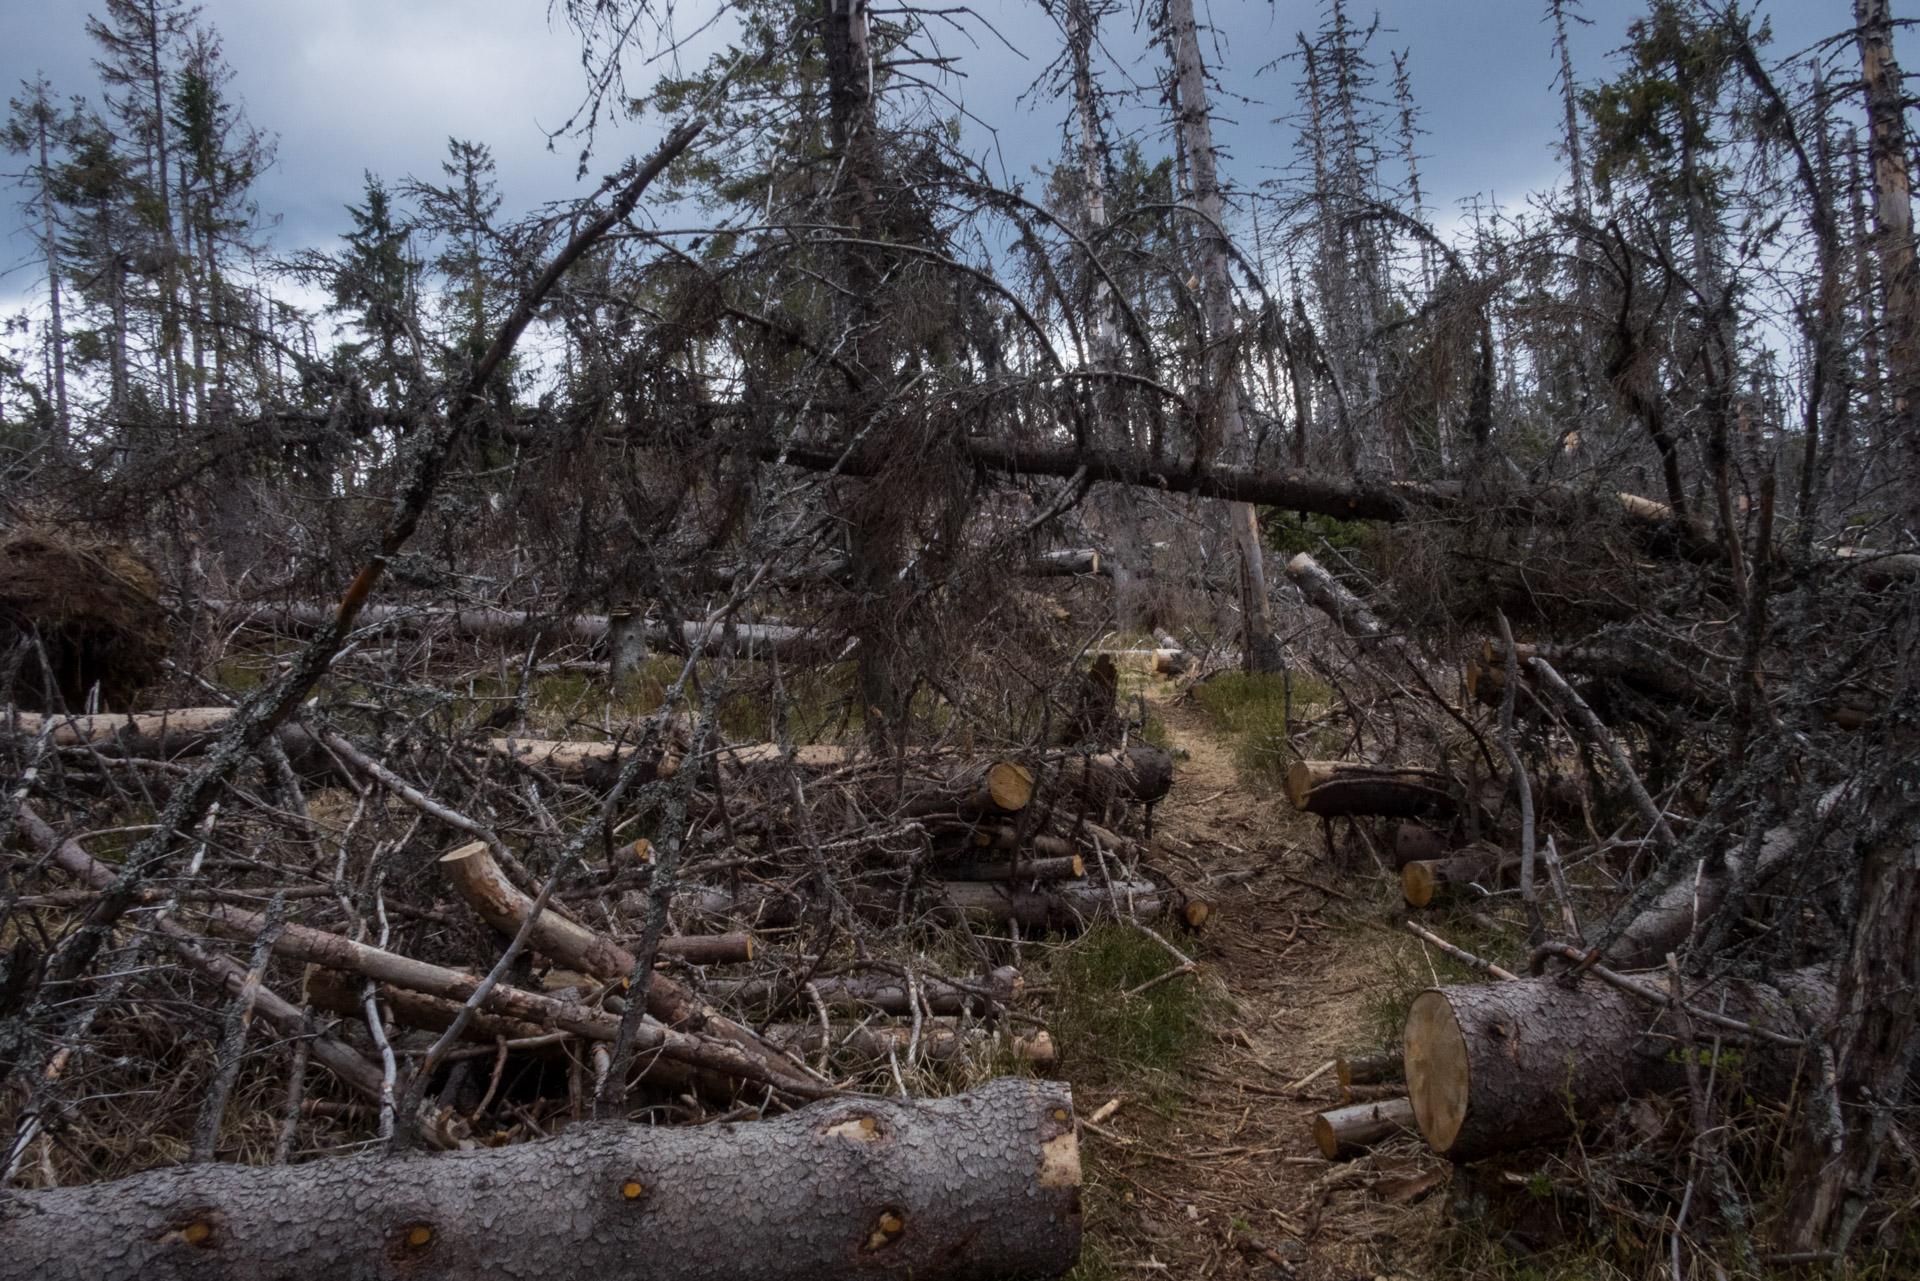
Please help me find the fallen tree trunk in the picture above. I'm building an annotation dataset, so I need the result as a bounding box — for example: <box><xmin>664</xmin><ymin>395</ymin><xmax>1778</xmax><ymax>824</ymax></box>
<box><xmin>1055</xmin><ymin>745</ymin><xmax>1175</xmax><ymax>807</ymax></box>
<box><xmin>1404</xmin><ymin>969</ymin><xmax>1832</xmax><ymax>1162</ymax></box>
<box><xmin>1605</xmin><ymin>825</ymin><xmax>1795</xmax><ymax>969</ymax></box>
<box><xmin>217</xmin><ymin>600</ymin><xmax>846</xmax><ymax>660</ymax></box>
<box><xmin>1313</xmin><ymin>1097</ymin><xmax>1416</xmax><ymax>1158</ymax></box>
<box><xmin>709</xmin><ymin>967</ymin><xmax>1023</xmax><ymax>1017</ymax></box>
<box><xmin>1285</xmin><ymin>760</ymin><xmax>1454</xmax><ymax>819</ymax></box>
<box><xmin>4</xmin><ymin>707</ymin><xmax>333</xmax><ymax>773</ymax></box>
<box><xmin>0</xmin><ymin>1077</ymin><xmax>1082</xmax><ymax>1281</ymax></box>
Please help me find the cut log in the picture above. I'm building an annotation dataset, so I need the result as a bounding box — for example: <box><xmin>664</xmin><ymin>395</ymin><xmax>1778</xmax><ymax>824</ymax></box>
<box><xmin>1055</xmin><ymin>745</ymin><xmax>1175</xmax><ymax>807</ymax></box>
<box><xmin>1606</xmin><ymin>825</ymin><xmax>1795</xmax><ymax>969</ymax></box>
<box><xmin>1285</xmin><ymin>760</ymin><xmax>1454</xmax><ymax>819</ymax></box>
<box><xmin>1312</xmin><ymin>1098</ymin><xmax>1416</xmax><ymax>1158</ymax></box>
<box><xmin>4</xmin><ymin>707</ymin><xmax>333</xmax><ymax>773</ymax></box>
<box><xmin>440</xmin><ymin>841</ymin><xmax>638</xmax><ymax>983</ymax></box>
<box><xmin>1401</xmin><ymin>853</ymin><xmax>1500</xmax><ymax>908</ymax></box>
<box><xmin>1404</xmin><ymin>969</ymin><xmax>1834</xmax><ymax>1162</ymax></box>
<box><xmin>709</xmin><ymin>967</ymin><xmax>1022</xmax><ymax>1017</ymax></box>
<box><xmin>0</xmin><ymin>1077</ymin><xmax>1082</xmax><ymax>1281</ymax></box>
<box><xmin>941</xmin><ymin>854</ymin><xmax>1085</xmax><ymax>882</ymax></box>
<box><xmin>958</xmin><ymin>825</ymin><xmax>1079</xmax><ymax>859</ymax></box>
<box><xmin>1393</xmin><ymin>822</ymin><xmax>1449</xmax><ymax>869</ymax></box>
<box><xmin>938</xmin><ymin>879</ymin><xmax>1162</xmax><ymax>930</ymax></box>
<box><xmin>1285</xmin><ymin>553</ymin><xmax>1390</xmax><ymax>645</ymax></box>
<box><xmin>652</xmin><ymin>932</ymin><xmax>754</xmax><ymax>965</ymax></box>
<box><xmin>901</xmin><ymin>759</ymin><xmax>1036</xmax><ymax>816</ymax></box>
<box><xmin>1337</xmin><ymin>1050</ymin><xmax>1402</xmax><ymax>1088</ymax></box>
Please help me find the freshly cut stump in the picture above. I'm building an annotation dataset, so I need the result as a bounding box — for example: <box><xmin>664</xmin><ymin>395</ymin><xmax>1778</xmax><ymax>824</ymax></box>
<box><xmin>0</xmin><ymin>1077</ymin><xmax>1082</xmax><ymax>1281</ymax></box>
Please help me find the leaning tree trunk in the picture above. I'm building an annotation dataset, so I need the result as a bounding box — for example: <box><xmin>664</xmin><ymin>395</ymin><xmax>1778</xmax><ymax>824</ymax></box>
<box><xmin>0</xmin><ymin>1077</ymin><xmax>1082</xmax><ymax>1281</ymax></box>
<box><xmin>1404</xmin><ymin>969</ymin><xmax>1832</xmax><ymax>1162</ymax></box>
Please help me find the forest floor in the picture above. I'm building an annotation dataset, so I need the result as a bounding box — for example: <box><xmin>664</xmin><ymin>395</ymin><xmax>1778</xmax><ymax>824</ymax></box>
<box><xmin>1069</xmin><ymin>684</ymin><xmax>1451</xmax><ymax>1281</ymax></box>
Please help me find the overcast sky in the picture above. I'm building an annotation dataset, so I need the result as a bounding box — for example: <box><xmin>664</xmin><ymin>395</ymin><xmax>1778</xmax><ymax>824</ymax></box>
<box><xmin>0</xmin><ymin>0</ymin><xmax>1872</xmax><ymax>297</ymax></box>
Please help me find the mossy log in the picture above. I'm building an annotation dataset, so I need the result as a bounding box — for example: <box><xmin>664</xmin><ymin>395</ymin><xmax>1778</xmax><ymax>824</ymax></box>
<box><xmin>0</xmin><ymin>1078</ymin><xmax>1083</xmax><ymax>1281</ymax></box>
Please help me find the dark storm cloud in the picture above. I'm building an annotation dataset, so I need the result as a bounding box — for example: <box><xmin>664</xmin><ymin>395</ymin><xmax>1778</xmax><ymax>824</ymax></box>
<box><xmin>0</xmin><ymin>0</ymin><xmax>1872</xmax><ymax>280</ymax></box>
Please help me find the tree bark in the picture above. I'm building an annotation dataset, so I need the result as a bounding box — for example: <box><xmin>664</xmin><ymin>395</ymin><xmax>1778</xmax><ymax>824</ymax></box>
<box><xmin>940</xmin><ymin>854</ymin><xmax>1085</xmax><ymax>882</ymax></box>
<box><xmin>0</xmin><ymin>1077</ymin><xmax>1082</xmax><ymax>1281</ymax></box>
<box><xmin>1053</xmin><ymin>745</ymin><xmax>1174</xmax><ymax>807</ymax></box>
<box><xmin>1854</xmin><ymin>0</ymin><xmax>1920</xmax><ymax>522</ymax></box>
<box><xmin>1605</xmin><ymin>825</ymin><xmax>1795</xmax><ymax>969</ymax></box>
<box><xmin>1783</xmin><ymin>826</ymin><xmax>1920</xmax><ymax>1250</ymax></box>
<box><xmin>1285</xmin><ymin>760</ymin><xmax>1453</xmax><ymax>819</ymax></box>
<box><xmin>1404</xmin><ymin>969</ymin><xmax>1833</xmax><ymax>1162</ymax></box>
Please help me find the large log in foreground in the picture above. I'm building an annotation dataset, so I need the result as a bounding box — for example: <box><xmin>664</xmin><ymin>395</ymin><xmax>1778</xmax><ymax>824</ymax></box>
<box><xmin>1404</xmin><ymin>971</ymin><xmax>1830</xmax><ymax>1162</ymax></box>
<box><xmin>0</xmin><ymin>1077</ymin><xmax>1083</xmax><ymax>1281</ymax></box>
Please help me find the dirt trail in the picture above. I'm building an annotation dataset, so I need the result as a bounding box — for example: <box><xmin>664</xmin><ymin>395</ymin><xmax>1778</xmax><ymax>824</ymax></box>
<box><xmin>1074</xmin><ymin>690</ymin><xmax>1443</xmax><ymax>1279</ymax></box>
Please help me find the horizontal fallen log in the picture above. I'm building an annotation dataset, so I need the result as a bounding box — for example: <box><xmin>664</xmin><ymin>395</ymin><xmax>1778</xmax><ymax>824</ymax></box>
<box><xmin>3</xmin><ymin>707</ymin><xmax>333</xmax><ymax>774</ymax></box>
<box><xmin>1285</xmin><ymin>760</ymin><xmax>1454</xmax><ymax>819</ymax></box>
<box><xmin>0</xmin><ymin>1077</ymin><xmax>1083</xmax><ymax>1281</ymax></box>
<box><xmin>1401</xmin><ymin>849</ymin><xmax>1514</xmax><ymax>909</ymax></box>
<box><xmin>951</xmin><ymin>825</ymin><xmax>1080</xmax><ymax>859</ymax></box>
<box><xmin>1338</xmin><ymin>1050</ymin><xmax>1403</xmax><ymax>1088</ymax></box>
<box><xmin>215</xmin><ymin>600</ymin><xmax>848</xmax><ymax>659</ymax></box>
<box><xmin>1054</xmin><ymin>745</ymin><xmax>1175</xmax><ymax>807</ymax></box>
<box><xmin>709</xmin><ymin>966</ymin><xmax>1023</xmax><ymax>1017</ymax></box>
<box><xmin>1403</xmin><ymin>969</ymin><xmax>1833</xmax><ymax>1162</ymax></box>
<box><xmin>650</xmin><ymin>932</ymin><xmax>755</xmax><ymax>965</ymax></box>
<box><xmin>1393</xmin><ymin>822</ymin><xmax>1449</xmax><ymax>868</ymax></box>
<box><xmin>1605</xmin><ymin>825</ymin><xmax>1795</xmax><ymax>969</ymax></box>
<box><xmin>1313</xmin><ymin>1098</ymin><xmax>1417</xmax><ymax>1158</ymax></box>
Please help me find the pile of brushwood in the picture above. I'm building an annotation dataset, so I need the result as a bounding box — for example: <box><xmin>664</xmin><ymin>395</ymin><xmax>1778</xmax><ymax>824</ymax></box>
<box><xmin>1270</xmin><ymin>514</ymin><xmax>1920</xmax><ymax>1275</ymax></box>
<box><xmin>0</xmin><ymin>570</ymin><xmax>1207</xmax><ymax>1278</ymax></box>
